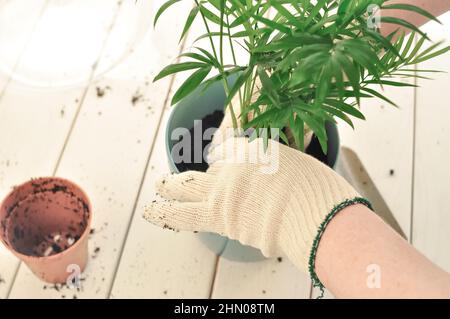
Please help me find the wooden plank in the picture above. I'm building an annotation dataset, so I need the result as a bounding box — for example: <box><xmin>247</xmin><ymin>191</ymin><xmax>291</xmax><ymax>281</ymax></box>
<box><xmin>413</xmin><ymin>12</ymin><xmax>450</xmax><ymax>272</ymax></box>
<box><xmin>8</xmin><ymin>0</ymin><xmax>211</xmax><ymax>299</ymax></box>
<box><xmin>0</xmin><ymin>0</ymin><xmax>49</xmax><ymax>94</ymax></box>
<box><xmin>0</xmin><ymin>1</ymin><xmax>122</xmax><ymax>298</ymax></box>
<box><xmin>0</xmin><ymin>0</ymin><xmax>51</xmax><ymax>298</ymax></box>
<box><xmin>211</xmin><ymin>257</ymin><xmax>311</xmax><ymax>299</ymax></box>
<box><xmin>110</xmin><ymin>113</ymin><xmax>218</xmax><ymax>298</ymax></box>
<box><xmin>110</xmin><ymin>10</ymin><xmax>220</xmax><ymax>298</ymax></box>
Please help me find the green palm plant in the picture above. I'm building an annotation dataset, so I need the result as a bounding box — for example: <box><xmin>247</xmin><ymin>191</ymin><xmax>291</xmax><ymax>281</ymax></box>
<box><xmin>154</xmin><ymin>0</ymin><xmax>450</xmax><ymax>153</ymax></box>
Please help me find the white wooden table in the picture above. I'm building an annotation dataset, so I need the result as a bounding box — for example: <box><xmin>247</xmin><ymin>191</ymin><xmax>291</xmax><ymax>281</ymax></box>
<box><xmin>0</xmin><ymin>1</ymin><xmax>449</xmax><ymax>299</ymax></box>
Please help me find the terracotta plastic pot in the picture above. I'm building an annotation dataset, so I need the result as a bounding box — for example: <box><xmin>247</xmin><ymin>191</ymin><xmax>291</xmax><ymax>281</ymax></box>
<box><xmin>165</xmin><ymin>77</ymin><xmax>340</xmax><ymax>262</ymax></box>
<box><xmin>0</xmin><ymin>177</ymin><xmax>92</xmax><ymax>283</ymax></box>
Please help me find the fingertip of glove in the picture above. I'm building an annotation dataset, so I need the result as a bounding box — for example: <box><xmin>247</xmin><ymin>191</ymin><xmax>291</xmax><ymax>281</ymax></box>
<box><xmin>143</xmin><ymin>201</ymin><xmax>165</xmax><ymax>224</ymax></box>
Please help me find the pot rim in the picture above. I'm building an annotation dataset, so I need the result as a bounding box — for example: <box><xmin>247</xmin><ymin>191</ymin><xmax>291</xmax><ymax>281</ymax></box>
<box><xmin>0</xmin><ymin>176</ymin><xmax>92</xmax><ymax>261</ymax></box>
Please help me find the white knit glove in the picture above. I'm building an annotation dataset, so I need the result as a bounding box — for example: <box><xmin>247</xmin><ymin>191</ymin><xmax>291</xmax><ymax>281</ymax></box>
<box><xmin>143</xmin><ymin>137</ymin><xmax>371</xmax><ymax>293</ymax></box>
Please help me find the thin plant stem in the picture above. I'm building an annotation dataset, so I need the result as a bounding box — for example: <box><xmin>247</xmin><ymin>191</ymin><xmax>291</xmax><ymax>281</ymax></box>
<box><xmin>195</xmin><ymin>0</ymin><xmax>238</xmax><ymax>129</ymax></box>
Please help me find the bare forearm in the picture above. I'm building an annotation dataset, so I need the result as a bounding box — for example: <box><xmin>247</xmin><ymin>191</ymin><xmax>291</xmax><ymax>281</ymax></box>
<box><xmin>315</xmin><ymin>204</ymin><xmax>450</xmax><ymax>298</ymax></box>
<box><xmin>382</xmin><ymin>0</ymin><xmax>450</xmax><ymax>36</ymax></box>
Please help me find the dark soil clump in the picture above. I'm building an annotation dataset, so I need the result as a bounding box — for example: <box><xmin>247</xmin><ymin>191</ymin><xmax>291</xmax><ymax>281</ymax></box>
<box><xmin>173</xmin><ymin>110</ymin><xmax>331</xmax><ymax>173</ymax></box>
<box><xmin>174</xmin><ymin>110</ymin><xmax>224</xmax><ymax>173</ymax></box>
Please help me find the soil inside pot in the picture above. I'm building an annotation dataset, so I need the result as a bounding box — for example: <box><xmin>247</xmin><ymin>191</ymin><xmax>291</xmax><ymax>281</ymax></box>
<box><xmin>174</xmin><ymin>110</ymin><xmax>330</xmax><ymax>173</ymax></box>
<box><xmin>175</xmin><ymin>110</ymin><xmax>224</xmax><ymax>173</ymax></box>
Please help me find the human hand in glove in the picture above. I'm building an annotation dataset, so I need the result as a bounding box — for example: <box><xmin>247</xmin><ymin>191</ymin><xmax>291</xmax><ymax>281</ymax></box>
<box><xmin>144</xmin><ymin>136</ymin><xmax>370</xmax><ymax>294</ymax></box>
<box><xmin>143</xmin><ymin>136</ymin><xmax>450</xmax><ymax>298</ymax></box>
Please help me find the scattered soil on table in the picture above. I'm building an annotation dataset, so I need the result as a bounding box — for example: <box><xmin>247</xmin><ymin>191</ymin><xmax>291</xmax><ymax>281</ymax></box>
<box><xmin>173</xmin><ymin>110</ymin><xmax>332</xmax><ymax>173</ymax></box>
<box><xmin>91</xmin><ymin>246</ymin><xmax>101</xmax><ymax>259</ymax></box>
<box><xmin>389</xmin><ymin>169</ymin><xmax>395</xmax><ymax>176</ymax></box>
<box><xmin>131</xmin><ymin>90</ymin><xmax>143</xmax><ymax>106</ymax></box>
<box><xmin>96</xmin><ymin>86</ymin><xmax>111</xmax><ymax>98</ymax></box>
<box><xmin>277</xmin><ymin>257</ymin><xmax>283</xmax><ymax>263</ymax></box>
<box><xmin>0</xmin><ymin>275</ymin><xmax>5</xmax><ymax>284</ymax></box>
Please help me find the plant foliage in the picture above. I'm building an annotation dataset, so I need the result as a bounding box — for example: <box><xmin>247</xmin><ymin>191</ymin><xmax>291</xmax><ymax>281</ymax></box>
<box><xmin>154</xmin><ymin>0</ymin><xmax>450</xmax><ymax>153</ymax></box>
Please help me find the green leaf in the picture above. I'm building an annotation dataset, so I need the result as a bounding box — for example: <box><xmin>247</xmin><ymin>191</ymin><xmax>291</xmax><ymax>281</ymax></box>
<box><xmin>324</xmin><ymin>99</ymin><xmax>365</xmax><ymax>120</ymax></box>
<box><xmin>268</xmin><ymin>0</ymin><xmax>303</xmax><ymax>29</ymax></box>
<box><xmin>180</xmin><ymin>6</ymin><xmax>199</xmax><ymax>42</ymax></box>
<box><xmin>276</xmin><ymin>43</ymin><xmax>332</xmax><ymax>71</ymax></box>
<box><xmin>401</xmin><ymin>32</ymin><xmax>416</xmax><ymax>59</ymax></box>
<box><xmin>201</xmin><ymin>66</ymin><xmax>246</xmax><ymax>93</ymax></box>
<box><xmin>364</xmin><ymin>79</ymin><xmax>417</xmax><ymax>87</ymax></box>
<box><xmin>289</xmin><ymin>115</ymin><xmax>305</xmax><ymax>151</ymax></box>
<box><xmin>302</xmin><ymin>112</ymin><xmax>328</xmax><ymax>154</ymax></box>
<box><xmin>340</xmin><ymin>38</ymin><xmax>383</xmax><ymax>79</ymax></box>
<box><xmin>253</xmin><ymin>34</ymin><xmax>331</xmax><ymax>52</ymax></box>
<box><xmin>381</xmin><ymin>16</ymin><xmax>429</xmax><ymax>40</ymax></box>
<box><xmin>209</xmin><ymin>0</ymin><xmax>228</xmax><ymax>12</ymax></box>
<box><xmin>245</xmin><ymin>107</ymin><xmax>283</xmax><ymax>129</ymax></box>
<box><xmin>154</xmin><ymin>62</ymin><xmax>206</xmax><ymax>82</ymax></box>
<box><xmin>193</xmin><ymin>32</ymin><xmax>226</xmax><ymax>43</ymax></box>
<box><xmin>411</xmin><ymin>45</ymin><xmax>450</xmax><ymax>64</ymax></box>
<box><xmin>171</xmin><ymin>66</ymin><xmax>211</xmax><ymax>105</ymax></box>
<box><xmin>251</xmin><ymin>13</ymin><xmax>291</xmax><ymax>34</ymax></box>
<box><xmin>223</xmin><ymin>68</ymin><xmax>253</xmax><ymax>109</ymax></box>
<box><xmin>178</xmin><ymin>52</ymin><xmax>211</xmax><ymax>64</ymax></box>
<box><xmin>333</xmin><ymin>52</ymin><xmax>362</xmax><ymax>103</ymax></box>
<box><xmin>303</xmin><ymin>0</ymin><xmax>328</xmax><ymax>28</ymax></box>
<box><xmin>361</xmin><ymin>87</ymin><xmax>398</xmax><ymax>107</ymax></box>
<box><xmin>364</xmin><ymin>29</ymin><xmax>401</xmax><ymax>59</ymax></box>
<box><xmin>322</xmin><ymin>104</ymin><xmax>354</xmax><ymax>129</ymax></box>
<box><xmin>382</xmin><ymin>3</ymin><xmax>441</xmax><ymax>24</ymax></box>
<box><xmin>200</xmin><ymin>5</ymin><xmax>225</xmax><ymax>26</ymax></box>
<box><xmin>336</xmin><ymin>0</ymin><xmax>352</xmax><ymax>25</ymax></box>
<box><xmin>277</xmin><ymin>129</ymin><xmax>289</xmax><ymax>146</ymax></box>
<box><xmin>229</xmin><ymin>14</ymin><xmax>249</xmax><ymax>28</ymax></box>
<box><xmin>231</xmin><ymin>30</ymin><xmax>253</xmax><ymax>38</ymax></box>
<box><xmin>257</xmin><ymin>67</ymin><xmax>280</xmax><ymax>107</ymax></box>
<box><xmin>154</xmin><ymin>0</ymin><xmax>182</xmax><ymax>27</ymax></box>
<box><xmin>315</xmin><ymin>60</ymin><xmax>333</xmax><ymax>103</ymax></box>
<box><xmin>194</xmin><ymin>47</ymin><xmax>220</xmax><ymax>67</ymax></box>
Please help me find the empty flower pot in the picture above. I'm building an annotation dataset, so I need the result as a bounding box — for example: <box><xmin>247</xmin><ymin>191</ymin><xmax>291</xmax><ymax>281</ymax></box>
<box><xmin>0</xmin><ymin>177</ymin><xmax>92</xmax><ymax>283</ymax></box>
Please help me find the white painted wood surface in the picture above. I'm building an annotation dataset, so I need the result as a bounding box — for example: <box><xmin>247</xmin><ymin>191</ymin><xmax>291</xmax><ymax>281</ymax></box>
<box><xmin>0</xmin><ymin>2</ymin><xmax>449</xmax><ymax>299</ymax></box>
<box><xmin>7</xmin><ymin>0</ymin><xmax>195</xmax><ymax>299</ymax></box>
<box><xmin>413</xmin><ymin>12</ymin><xmax>450</xmax><ymax>273</ymax></box>
<box><xmin>0</xmin><ymin>0</ymin><xmax>49</xmax><ymax>94</ymax></box>
<box><xmin>0</xmin><ymin>0</ymin><xmax>122</xmax><ymax>298</ymax></box>
<box><xmin>110</xmin><ymin>112</ymin><xmax>218</xmax><ymax>298</ymax></box>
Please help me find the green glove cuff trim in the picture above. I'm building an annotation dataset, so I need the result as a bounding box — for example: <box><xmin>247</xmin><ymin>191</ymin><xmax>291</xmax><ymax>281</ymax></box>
<box><xmin>308</xmin><ymin>197</ymin><xmax>373</xmax><ymax>299</ymax></box>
